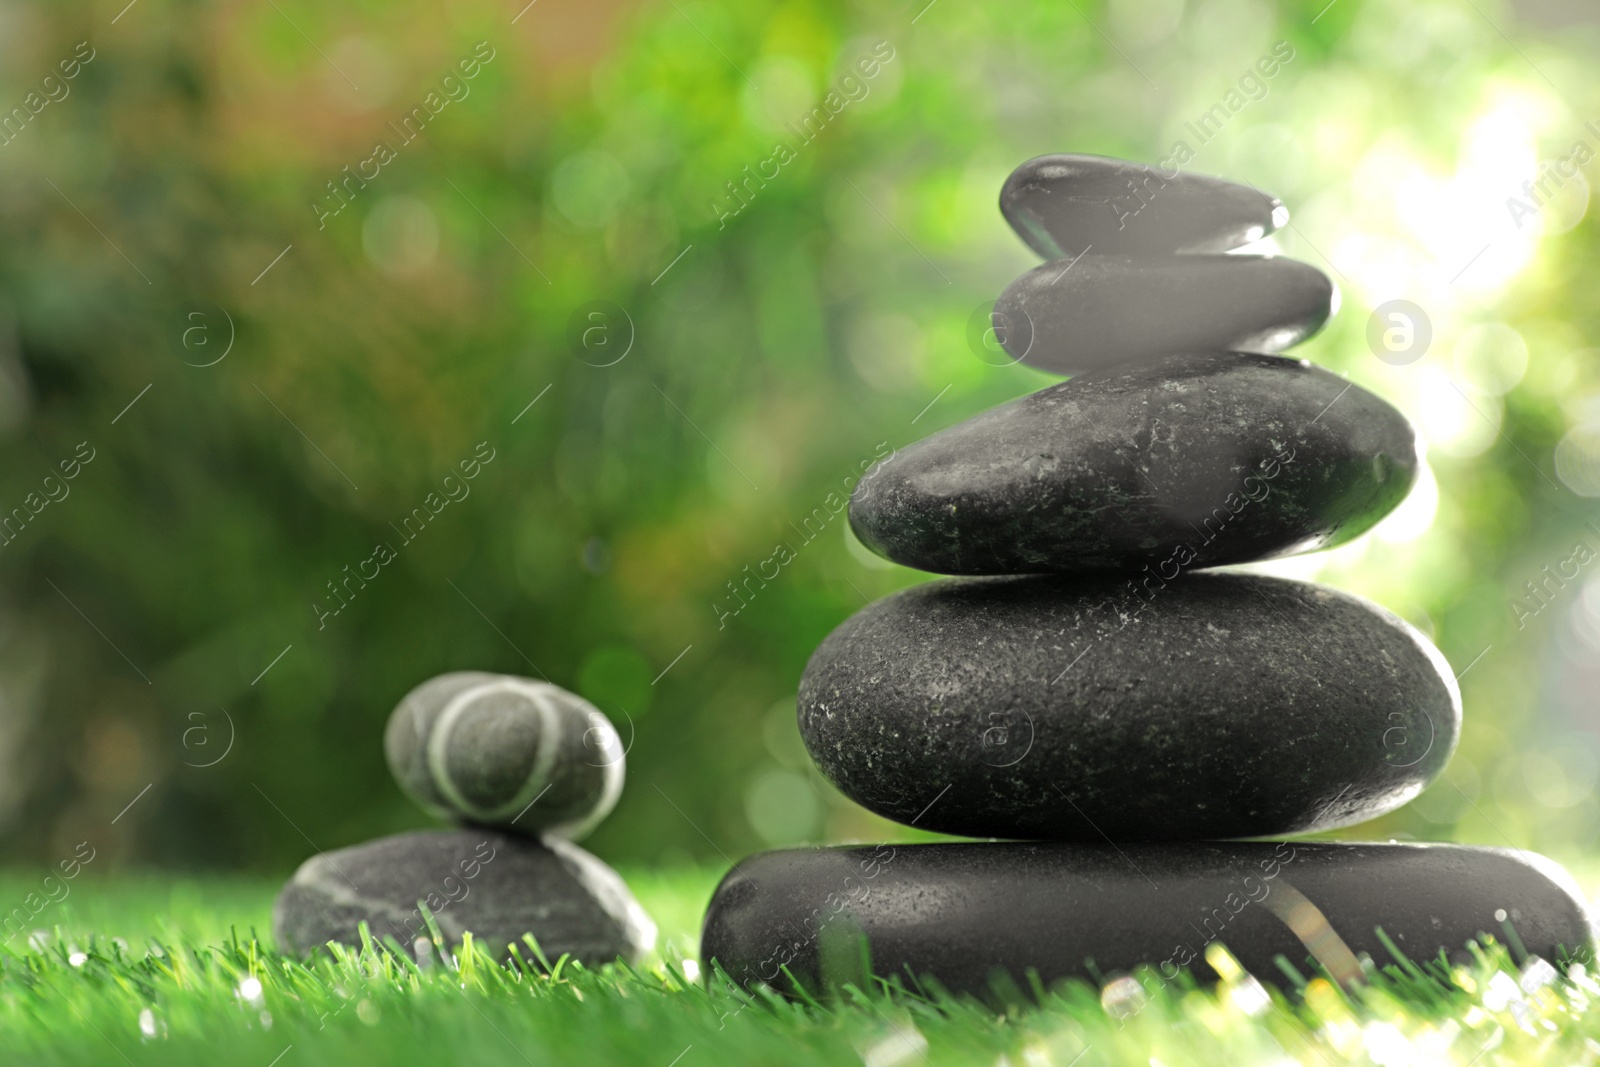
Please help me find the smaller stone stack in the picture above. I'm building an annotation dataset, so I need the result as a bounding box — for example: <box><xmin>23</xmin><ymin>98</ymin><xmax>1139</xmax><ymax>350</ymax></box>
<box><xmin>701</xmin><ymin>155</ymin><xmax>1593</xmax><ymax>996</ymax></box>
<box><xmin>274</xmin><ymin>671</ymin><xmax>655</xmax><ymax>965</ymax></box>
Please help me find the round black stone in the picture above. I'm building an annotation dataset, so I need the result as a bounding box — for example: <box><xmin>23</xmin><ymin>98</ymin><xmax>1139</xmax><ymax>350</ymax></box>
<box><xmin>849</xmin><ymin>352</ymin><xmax>1418</xmax><ymax>575</ymax></box>
<box><xmin>798</xmin><ymin>573</ymin><xmax>1458</xmax><ymax>841</ymax></box>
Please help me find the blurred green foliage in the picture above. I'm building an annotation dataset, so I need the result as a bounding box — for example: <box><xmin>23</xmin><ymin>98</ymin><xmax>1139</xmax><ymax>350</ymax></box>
<box><xmin>0</xmin><ymin>0</ymin><xmax>1597</xmax><ymax>877</ymax></box>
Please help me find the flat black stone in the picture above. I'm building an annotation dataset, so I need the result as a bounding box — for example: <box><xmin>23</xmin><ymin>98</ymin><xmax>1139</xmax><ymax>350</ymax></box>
<box><xmin>273</xmin><ymin>829</ymin><xmax>655</xmax><ymax>963</ymax></box>
<box><xmin>1000</xmin><ymin>154</ymin><xmax>1286</xmax><ymax>259</ymax></box>
<box><xmin>701</xmin><ymin>841</ymin><xmax>1593</xmax><ymax>996</ymax></box>
<box><xmin>798</xmin><ymin>573</ymin><xmax>1458</xmax><ymax>840</ymax></box>
<box><xmin>993</xmin><ymin>254</ymin><xmax>1334</xmax><ymax>376</ymax></box>
<box><xmin>849</xmin><ymin>353</ymin><xmax>1417</xmax><ymax>575</ymax></box>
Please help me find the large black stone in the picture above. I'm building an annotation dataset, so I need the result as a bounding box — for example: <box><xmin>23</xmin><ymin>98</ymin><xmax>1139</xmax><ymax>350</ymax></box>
<box><xmin>1000</xmin><ymin>154</ymin><xmax>1287</xmax><ymax>259</ymax></box>
<box><xmin>700</xmin><ymin>842</ymin><xmax>1592</xmax><ymax>996</ymax></box>
<box><xmin>273</xmin><ymin>829</ymin><xmax>655</xmax><ymax>963</ymax></box>
<box><xmin>993</xmin><ymin>254</ymin><xmax>1334</xmax><ymax>376</ymax></box>
<box><xmin>798</xmin><ymin>574</ymin><xmax>1458</xmax><ymax>840</ymax></box>
<box><xmin>849</xmin><ymin>353</ymin><xmax>1417</xmax><ymax>575</ymax></box>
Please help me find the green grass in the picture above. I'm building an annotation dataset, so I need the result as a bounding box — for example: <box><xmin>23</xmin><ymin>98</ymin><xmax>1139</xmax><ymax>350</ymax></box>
<box><xmin>2</xmin><ymin>868</ymin><xmax>1598</xmax><ymax>1066</ymax></box>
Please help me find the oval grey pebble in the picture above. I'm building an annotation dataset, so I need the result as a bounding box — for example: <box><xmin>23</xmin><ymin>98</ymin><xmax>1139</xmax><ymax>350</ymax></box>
<box><xmin>385</xmin><ymin>672</ymin><xmax>624</xmax><ymax>840</ymax></box>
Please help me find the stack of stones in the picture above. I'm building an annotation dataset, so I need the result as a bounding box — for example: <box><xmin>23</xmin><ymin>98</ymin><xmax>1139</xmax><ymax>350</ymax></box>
<box><xmin>274</xmin><ymin>671</ymin><xmax>655</xmax><ymax>965</ymax></box>
<box><xmin>701</xmin><ymin>155</ymin><xmax>1592</xmax><ymax>996</ymax></box>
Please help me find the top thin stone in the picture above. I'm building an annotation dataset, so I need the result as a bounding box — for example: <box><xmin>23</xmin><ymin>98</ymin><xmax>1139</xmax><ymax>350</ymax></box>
<box><xmin>1000</xmin><ymin>153</ymin><xmax>1288</xmax><ymax>259</ymax></box>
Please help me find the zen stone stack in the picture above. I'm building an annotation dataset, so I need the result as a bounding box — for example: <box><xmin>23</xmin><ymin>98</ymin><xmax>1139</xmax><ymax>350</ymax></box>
<box><xmin>274</xmin><ymin>671</ymin><xmax>654</xmax><ymax>965</ymax></box>
<box><xmin>701</xmin><ymin>153</ymin><xmax>1593</xmax><ymax>997</ymax></box>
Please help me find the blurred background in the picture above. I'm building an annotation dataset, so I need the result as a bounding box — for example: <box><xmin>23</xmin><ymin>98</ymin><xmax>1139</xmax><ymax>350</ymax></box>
<box><xmin>0</xmin><ymin>0</ymin><xmax>1597</xmax><ymax>878</ymax></box>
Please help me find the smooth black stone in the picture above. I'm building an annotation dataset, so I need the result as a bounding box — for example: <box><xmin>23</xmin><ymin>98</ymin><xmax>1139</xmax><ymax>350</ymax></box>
<box><xmin>798</xmin><ymin>573</ymin><xmax>1458</xmax><ymax>841</ymax></box>
<box><xmin>1000</xmin><ymin>154</ymin><xmax>1286</xmax><ymax>259</ymax></box>
<box><xmin>993</xmin><ymin>254</ymin><xmax>1334</xmax><ymax>376</ymax></box>
<box><xmin>701</xmin><ymin>842</ymin><xmax>1593</xmax><ymax>996</ymax></box>
<box><xmin>273</xmin><ymin>829</ymin><xmax>655</xmax><ymax>963</ymax></box>
<box><xmin>849</xmin><ymin>353</ymin><xmax>1418</xmax><ymax>575</ymax></box>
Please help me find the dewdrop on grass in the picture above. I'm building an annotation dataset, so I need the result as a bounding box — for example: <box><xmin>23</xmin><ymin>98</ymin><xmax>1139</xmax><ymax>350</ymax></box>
<box><xmin>1228</xmin><ymin>975</ymin><xmax>1271</xmax><ymax>1017</ymax></box>
<box><xmin>1520</xmin><ymin>956</ymin><xmax>1558</xmax><ymax>993</ymax></box>
<box><xmin>1361</xmin><ymin>1021</ymin><xmax>1413</xmax><ymax>1067</ymax></box>
<box><xmin>1569</xmin><ymin>963</ymin><xmax>1600</xmax><ymax>996</ymax></box>
<box><xmin>1484</xmin><ymin>971</ymin><xmax>1522</xmax><ymax>1012</ymax></box>
<box><xmin>858</xmin><ymin>1024</ymin><xmax>928</xmax><ymax>1067</ymax></box>
<box><xmin>136</xmin><ymin>1007</ymin><xmax>167</xmax><ymax>1039</ymax></box>
<box><xmin>1098</xmin><ymin>974</ymin><xmax>1147</xmax><ymax>1020</ymax></box>
<box><xmin>236</xmin><ymin>976</ymin><xmax>264</xmax><ymax>1007</ymax></box>
<box><xmin>1203</xmin><ymin>943</ymin><xmax>1270</xmax><ymax>1017</ymax></box>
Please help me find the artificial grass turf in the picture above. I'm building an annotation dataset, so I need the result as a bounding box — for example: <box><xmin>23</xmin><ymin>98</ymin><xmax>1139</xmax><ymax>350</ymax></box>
<box><xmin>0</xmin><ymin>865</ymin><xmax>1596</xmax><ymax>1066</ymax></box>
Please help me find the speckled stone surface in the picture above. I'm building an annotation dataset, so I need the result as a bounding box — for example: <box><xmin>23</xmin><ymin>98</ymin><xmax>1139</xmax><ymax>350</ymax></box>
<box><xmin>992</xmin><ymin>254</ymin><xmax>1334</xmax><ymax>376</ymax></box>
<box><xmin>849</xmin><ymin>353</ymin><xmax>1418</xmax><ymax>575</ymax></box>
<box><xmin>273</xmin><ymin>829</ymin><xmax>655</xmax><ymax>963</ymax></box>
<box><xmin>701</xmin><ymin>841</ymin><xmax>1592</xmax><ymax>996</ymax></box>
<box><xmin>798</xmin><ymin>573</ymin><xmax>1458</xmax><ymax>841</ymax></box>
<box><xmin>385</xmin><ymin>672</ymin><xmax>624</xmax><ymax>840</ymax></box>
<box><xmin>1000</xmin><ymin>154</ymin><xmax>1287</xmax><ymax>259</ymax></box>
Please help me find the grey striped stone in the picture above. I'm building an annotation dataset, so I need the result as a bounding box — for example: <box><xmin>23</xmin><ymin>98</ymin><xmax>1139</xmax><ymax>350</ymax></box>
<box><xmin>385</xmin><ymin>672</ymin><xmax>624</xmax><ymax>840</ymax></box>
